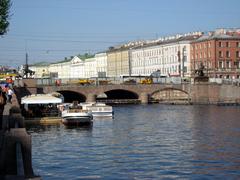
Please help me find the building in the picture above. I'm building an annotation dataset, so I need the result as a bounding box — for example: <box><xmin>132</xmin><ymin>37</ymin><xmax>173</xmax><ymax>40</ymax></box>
<box><xmin>84</xmin><ymin>57</ymin><xmax>96</xmax><ymax>78</ymax></box>
<box><xmin>131</xmin><ymin>33</ymin><xmax>201</xmax><ymax>77</ymax></box>
<box><xmin>49</xmin><ymin>61</ymin><xmax>71</xmax><ymax>79</ymax></box>
<box><xmin>70</xmin><ymin>56</ymin><xmax>85</xmax><ymax>79</ymax></box>
<box><xmin>29</xmin><ymin>63</ymin><xmax>50</xmax><ymax>78</ymax></box>
<box><xmin>95</xmin><ymin>52</ymin><xmax>107</xmax><ymax>77</ymax></box>
<box><xmin>191</xmin><ymin>30</ymin><xmax>240</xmax><ymax>79</ymax></box>
<box><xmin>107</xmin><ymin>47</ymin><xmax>131</xmax><ymax>77</ymax></box>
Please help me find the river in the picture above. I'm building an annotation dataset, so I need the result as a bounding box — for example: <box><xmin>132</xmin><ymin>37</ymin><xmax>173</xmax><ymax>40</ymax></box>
<box><xmin>27</xmin><ymin>104</ymin><xmax>240</xmax><ymax>179</ymax></box>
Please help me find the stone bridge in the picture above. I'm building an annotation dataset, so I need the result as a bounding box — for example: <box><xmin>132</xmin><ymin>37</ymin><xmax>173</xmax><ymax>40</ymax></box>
<box><xmin>14</xmin><ymin>79</ymin><xmax>240</xmax><ymax>104</ymax></box>
<box><xmin>41</xmin><ymin>84</ymin><xmax>191</xmax><ymax>104</ymax></box>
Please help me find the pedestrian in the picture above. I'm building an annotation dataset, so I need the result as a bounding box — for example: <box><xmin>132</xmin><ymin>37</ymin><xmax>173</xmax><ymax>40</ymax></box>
<box><xmin>7</xmin><ymin>88</ymin><xmax>14</xmax><ymax>104</ymax></box>
<box><xmin>0</xmin><ymin>87</ymin><xmax>7</xmax><ymax>129</ymax></box>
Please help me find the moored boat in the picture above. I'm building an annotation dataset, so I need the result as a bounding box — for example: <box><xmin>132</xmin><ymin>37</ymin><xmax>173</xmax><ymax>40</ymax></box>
<box><xmin>21</xmin><ymin>93</ymin><xmax>63</xmax><ymax>124</ymax></box>
<box><xmin>61</xmin><ymin>101</ymin><xmax>93</xmax><ymax>126</ymax></box>
<box><xmin>80</xmin><ymin>102</ymin><xmax>113</xmax><ymax>117</ymax></box>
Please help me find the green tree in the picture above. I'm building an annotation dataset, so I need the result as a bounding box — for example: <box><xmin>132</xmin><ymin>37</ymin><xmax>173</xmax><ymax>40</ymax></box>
<box><xmin>0</xmin><ymin>0</ymin><xmax>11</xmax><ymax>35</ymax></box>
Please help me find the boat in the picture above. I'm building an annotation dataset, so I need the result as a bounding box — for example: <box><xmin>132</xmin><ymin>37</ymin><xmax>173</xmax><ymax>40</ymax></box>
<box><xmin>80</xmin><ymin>102</ymin><xmax>113</xmax><ymax>117</ymax></box>
<box><xmin>21</xmin><ymin>93</ymin><xmax>64</xmax><ymax>124</ymax></box>
<box><xmin>61</xmin><ymin>101</ymin><xmax>93</xmax><ymax>126</ymax></box>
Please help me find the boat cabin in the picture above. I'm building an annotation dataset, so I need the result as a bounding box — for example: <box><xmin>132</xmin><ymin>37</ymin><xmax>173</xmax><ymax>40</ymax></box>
<box><xmin>21</xmin><ymin>94</ymin><xmax>63</xmax><ymax>118</ymax></box>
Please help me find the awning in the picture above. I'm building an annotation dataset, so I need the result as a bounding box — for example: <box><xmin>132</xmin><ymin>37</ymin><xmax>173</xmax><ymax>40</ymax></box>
<box><xmin>21</xmin><ymin>94</ymin><xmax>63</xmax><ymax>104</ymax></box>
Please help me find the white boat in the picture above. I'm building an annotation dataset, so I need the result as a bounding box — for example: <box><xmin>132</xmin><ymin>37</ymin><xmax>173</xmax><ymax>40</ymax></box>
<box><xmin>21</xmin><ymin>93</ymin><xmax>64</xmax><ymax>124</ymax></box>
<box><xmin>61</xmin><ymin>102</ymin><xmax>93</xmax><ymax>126</ymax></box>
<box><xmin>80</xmin><ymin>102</ymin><xmax>113</xmax><ymax>117</ymax></box>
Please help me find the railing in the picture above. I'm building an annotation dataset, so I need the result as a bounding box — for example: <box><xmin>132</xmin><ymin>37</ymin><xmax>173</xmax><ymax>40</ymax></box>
<box><xmin>35</xmin><ymin>77</ymin><xmax>191</xmax><ymax>86</ymax></box>
<box><xmin>209</xmin><ymin>78</ymin><xmax>240</xmax><ymax>86</ymax></box>
<box><xmin>14</xmin><ymin>76</ymin><xmax>240</xmax><ymax>87</ymax></box>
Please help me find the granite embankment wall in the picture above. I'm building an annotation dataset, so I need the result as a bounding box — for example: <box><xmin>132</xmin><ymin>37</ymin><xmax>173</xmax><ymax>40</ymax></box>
<box><xmin>191</xmin><ymin>84</ymin><xmax>240</xmax><ymax>104</ymax></box>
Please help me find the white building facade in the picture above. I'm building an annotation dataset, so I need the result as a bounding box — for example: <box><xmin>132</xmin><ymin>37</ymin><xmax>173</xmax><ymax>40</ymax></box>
<box><xmin>49</xmin><ymin>61</ymin><xmax>71</xmax><ymax>79</ymax></box>
<box><xmin>95</xmin><ymin>52</ymin><xmax>107</xmax><ymax>77</ymax></box>
<box><xmin>131</xmin><ymin>36</ymin><xmax>197</xmax><ymax>77</ymax></box>
<box><xmin>70</xmin><ymin>56</ymin><xmax>85</xmax><ymax>79</ymax></box>
<box><xmin>84</xmin><ymin>57</ymin><xmax>97</xmax><ymax>78</ymax></box>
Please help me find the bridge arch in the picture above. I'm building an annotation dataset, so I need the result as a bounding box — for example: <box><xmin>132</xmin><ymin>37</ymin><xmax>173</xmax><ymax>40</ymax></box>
<box><xmin>97</xmin><ymin>89</ymin><xmax>139</xmax><ymax>100</ymax></box>
<box><xmin>150</xmin><ymin>88</ymin><xmax>190</xmax><ymax>103</ymax></box>
<box><xmin>57</xmin><ymin>90</ymin><xmax>86</xmax><ymax>103</ymax></box>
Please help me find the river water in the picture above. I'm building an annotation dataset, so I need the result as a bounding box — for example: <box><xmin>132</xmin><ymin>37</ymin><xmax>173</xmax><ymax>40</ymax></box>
<box><xmin>27</xmin><ymin>104</ymin><xmax>240</xmax><ymax>179</ymax></box>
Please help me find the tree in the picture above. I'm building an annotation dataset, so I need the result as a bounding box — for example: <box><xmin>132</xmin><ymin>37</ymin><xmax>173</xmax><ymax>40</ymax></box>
<box><xmin>0</xmin><ymin>0</ymin><xmax>11</xmax><ymax>35</ymax></box>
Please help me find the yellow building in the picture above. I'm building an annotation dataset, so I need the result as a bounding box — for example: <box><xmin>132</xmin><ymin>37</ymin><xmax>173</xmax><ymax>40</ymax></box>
<box><xmin>107</xmin><ymin>48</ymin><xmax>130</xmax><ymax>77</ymax></box>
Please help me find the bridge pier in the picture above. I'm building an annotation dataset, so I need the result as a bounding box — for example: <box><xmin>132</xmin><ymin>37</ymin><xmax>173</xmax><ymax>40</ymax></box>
<box><xmin>86</xmin><ymin>93</ymin><xmax>96</xmax><ymax>103</ymax></box>
<box><xmin>139</xmin><ymin>93</ymin><xmax>149</xmax><ymax>104</ymax></box>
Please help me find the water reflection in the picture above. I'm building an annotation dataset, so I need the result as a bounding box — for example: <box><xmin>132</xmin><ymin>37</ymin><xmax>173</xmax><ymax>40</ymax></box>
<box><xmin>28</xmin><ymin>105</ymin><xmax>240</xmax><ymax>179</ymax></box>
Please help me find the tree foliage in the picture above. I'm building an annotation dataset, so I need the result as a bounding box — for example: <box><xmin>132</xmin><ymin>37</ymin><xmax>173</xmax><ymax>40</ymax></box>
<box><xmin>0</xmin><ymin>0</ymin><xmax>11</xmax><ymax>35</ymax></box>
<box><xmin>78</xmin><ymin>53</ymin><xmax>94</xmax><ymax>60</ymax></box>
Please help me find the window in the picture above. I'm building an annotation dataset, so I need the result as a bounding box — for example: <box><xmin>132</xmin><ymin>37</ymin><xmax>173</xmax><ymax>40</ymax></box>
<box><xmin>226</xmin><ymin>51</ymin><xmax>230</xmax><ymax>58</ymax></box>
<box><xmin>226</xmin><ymin>42</ymin><xmax>229</xmax><ymax>47</ymax></box>
<box><xmin>226</xmin><ymin>61</ymin><xmax>231</xmax><ymax>68</ymax></box>
<box><xmin>219</xmin><ymin>42</ymin><xmax>222</xmax><ymax>47</ymax></box>
<box><xmin>219</xmin><ymin>51</ymin><xmax>223</xmax><ymax>58</ymax></box>
<box><xmin>237</xmin><ymin>42</ymin><xmax>240</xmax><ymax>48</ymax></box>
<box><xmin>219</xmin><ymin>61</ymin><xmax>223</xmax><ymax>68</ymax></box>
<box><xmin>234</xmin><ymin>61</ymin><xmax>240</xmax><ymax>68</ymax></box>
<box><xmin>236</xmin><ymin>51</ymin><xmax>240</xmax><ymax>58</ymax></box>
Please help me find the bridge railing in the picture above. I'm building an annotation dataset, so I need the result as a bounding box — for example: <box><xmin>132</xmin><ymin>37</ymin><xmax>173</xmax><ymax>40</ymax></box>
<box><xmin>35</xmin><ymin>77</ymin><xmax>192</xmax><ymax>86</ymax></box>
<box><xmin>33</xmin><ymin>77</ymin><xmax>240</xmax><ymax>86</ymax></box>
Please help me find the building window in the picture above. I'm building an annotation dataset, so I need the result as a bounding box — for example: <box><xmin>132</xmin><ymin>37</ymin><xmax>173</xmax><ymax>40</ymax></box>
<box><xmin>226</xmin><ymin>51</ymin><xmax>230</xmax><ymax>58</ymax></box>
<box><xmin>226</xmin><ymin>61</ymin><xmax>231</xmax><ymax>68</ymax></box>
<box><xmin>219</xmin><ymin>51</ymin><xmax>223</xmax><ymax>58</ymax></box>
<box><xmin>237</xmin><ymin>42</ymin><xmax>240</xmax><ymax>48</ymax></box>
<box><xmin>226</xmin><ymin>42</ymin><xmax>229</xmax><ymax>47</ymax></box>
<box><xmin>219</xmin><ymin>61</ymin><xmax>223</xmax><ymax>68</ymax></box>
<box><xmin>237</xmin><ymin>51</ymin><xmax>240</xmax><ymax>58</ymax></box>
<box><xmin>219</xmin><ymin>42</ymin><xmax>222</xmax><ymax>47</ymax></box>
<box><xmin>234</xmin><ymin>61</ymin><xmax>240</xmax><ymax>68</ymax></box>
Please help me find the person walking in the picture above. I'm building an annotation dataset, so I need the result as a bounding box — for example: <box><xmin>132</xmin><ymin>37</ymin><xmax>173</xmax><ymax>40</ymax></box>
<box><xmin>0</xmin><ymin>87</ymin><xmax>7</xmax><ymax>129</ymax></box>
<box><xmin>7</xmin><ymin>88</ymin><xmax>14</xmax><ymax>104</ymax></box>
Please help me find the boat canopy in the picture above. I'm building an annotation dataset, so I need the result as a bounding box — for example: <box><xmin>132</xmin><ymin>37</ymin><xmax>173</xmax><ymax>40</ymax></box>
<box><xmin>21</xmin><ymin>94</ymin><xmax>63</xmax><ymax>104</ymax></box>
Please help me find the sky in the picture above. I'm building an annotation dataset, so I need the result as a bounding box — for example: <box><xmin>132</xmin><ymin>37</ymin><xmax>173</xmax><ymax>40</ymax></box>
<box><xmin>0</xmin><ymin>0</ymin><xmax>240</xmax><ymax>68</ymax></box>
